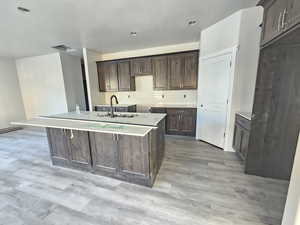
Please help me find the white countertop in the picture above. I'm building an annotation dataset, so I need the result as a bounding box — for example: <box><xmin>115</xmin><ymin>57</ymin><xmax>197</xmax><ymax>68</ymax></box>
<box><xmin>150</xmin><ymin>104</ymin><xmax>197</xmax><ymax>108</ymax></box>
<box><xmin>237</xmin><ymin>112</ymin><xmax>252</xmax><ymax>120</ymax></box>
<box><xmin>95</xmin><ymin>104</ymin><xmax>136</xmax><ymax>107</ymax></box>
<box><xmin>42</xmin><ymin>111</ymin><xmax>166</xmax><ymax>127</ymax></box>
<box><xmin>11</xmin><ymin>117</ymin><xmax>153</xmax><ymax>136</ymax></box>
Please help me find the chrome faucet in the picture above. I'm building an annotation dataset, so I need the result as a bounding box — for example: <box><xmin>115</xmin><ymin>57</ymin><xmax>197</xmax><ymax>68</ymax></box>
<box><xmin>110</xmin><ymin>95</ymin><xmax>119</xmax><ymax>118</ymax></box>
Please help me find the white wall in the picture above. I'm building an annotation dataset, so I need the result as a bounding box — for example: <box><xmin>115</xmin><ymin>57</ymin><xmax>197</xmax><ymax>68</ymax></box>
<box><xmin>282</xmin><ymin>134</ymin><xmax>300</xmax><ymax>225</ymax></box>
<box><xmin>16</xmin><ymin>53</ymin><xmax>68</xmax><ymax>119</ymax></box>
<box><xmin>102</xmin><ymin>76</ymin><xmax>197</xmax><ymax>112</ymax></box>
<box><xmin>197</xmin><ymin>7</ymin><xmax>263</xmax><ymax>151</ymax></box>
<box><xmin>83</xmin><ymin>42</ymin><xmax>199</xmax><ymax>111</ymax></box>
<box><xmin>60</xmin><ymin>53</ymin><xmax>86</xmax><ymax>111</ymax></box>
<box><xmin>0</xmin><ymin>59</ymin><xmax>25</xmax><ymax>129</ymax></box>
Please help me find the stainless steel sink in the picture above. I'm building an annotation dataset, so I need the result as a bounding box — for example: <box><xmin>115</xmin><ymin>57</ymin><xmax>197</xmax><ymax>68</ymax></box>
<box><xmin>97</xmin><ymin>113</ymin><xmax>138</xmax><ymax>118</ymax></box>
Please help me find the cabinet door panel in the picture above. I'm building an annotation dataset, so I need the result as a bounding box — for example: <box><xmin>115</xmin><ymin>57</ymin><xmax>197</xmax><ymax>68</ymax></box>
<box><xmin>180</xmin><ymin>109</ymin><xmax>197</xmax><ymax>136</ymax></box>
<box><xmin>166</xmin><ymin>109</ymin><xmax>181</xmax><ymax>134</ymax></box>
<box><xmin>131</xmin><ymin>57</ymin><xmax>152</xmax><ymax>75</ymax></box>
<box><xmin>90</xmin><ymin>133</ymin><xmax>118</xmax><ymax>174</ymax></box>
<box><xmin>168</xmin><ymin>54</ymin><xmax>184</xmax><ymax>89</ymax></box>
<box><xmin>118</xmin><ymin>60</ymin><xmax>135</xmax><ymax>91</ymax></box>
<box><xmin>261</xmin><ymin>0</ymin><xmax>287</xmax><ymax>44</ymax></box>
<box><xmin>46</xmin><ymin>128</ymin><xmax>69</xmax><ymax>166</ymax></box>
<box><xmin>153</xmin><ymin>56</ymin><xmax>168</xmax><ymax>90</ymax></box>
<box><xmin>109</xmin><ymin>62</ymin><xmax>119</xmax><ymax>91</ymax></box>
<box><xmin>287</xmin><ymin>0</ymin><xmax>300</xmax><ymax>28</ymax></box>
<box><xmin>182</xmin><ymin>52</ymin><xmax>198</xmax><ymax>89</ymax></box>
<box><xmin>66</xmin><ymin>130</ymin><xmax>91</xmax><ymax>170</ymax></box>
<box><xmin>118</xmin><ymin>135</ymin><xmax>149</xmax><ymax>177</ymax></box>
<box><xmin>97</xmin><ymin>62</ymin><xmax>106</xmax><ymax>92</ymax></box>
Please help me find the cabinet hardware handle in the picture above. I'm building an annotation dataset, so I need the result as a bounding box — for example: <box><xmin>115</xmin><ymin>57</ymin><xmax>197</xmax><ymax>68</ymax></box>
<box><xmin>282</xmin><ymin>9</ymin><xmax>287</xmax><ymax>29</ymax></box>
<box><xmin>278</xmin><ymin>12</ymin><xmax>283</xmax><ymax>31</ymax></box>
<box><xmin>70</xmin><ymin>130</ymin><xmax>74</xmax><ymax>139</ymax></box>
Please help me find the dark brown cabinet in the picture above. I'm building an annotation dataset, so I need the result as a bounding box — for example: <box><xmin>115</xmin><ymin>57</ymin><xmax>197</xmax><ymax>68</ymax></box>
<box><xmin>46</xmin><ymin>128</ymin><xmax>69</xmax><ymax>166</ymax></box>
<box><xmin>98</xmin><ymin>61</ymin><xmax>118</xmax><ymax>92</ymax></box>
<box><xmin>233</xmin><ymin>114</ymin><xmax>251</xmax><ymax>161</ymax></box>
<box><xmin>246</xmin><ymin>40</ymin><xmax>300</xmax><ymax>180</ymax></box>
<box><xmin>94</xmin><ymin>105</ymin><xmax>137</xmax><ymax>112</ymax></box>
<box><xmin>182</xmin><ymin>52</ymin><xmax>198</xmax><ymax>89</ymax></box>
<box><xmin>118</xmin><ymin>135</ymin><xmax>149</xmax><ymax>178</ymax></box>
<box><xmin>287</xmin><ymin>0</ymin><xmax>300</xmax><ymax>28</ymax></box>
<box><xmin>131</xmin><ymin>57</ymin><xmax>152</xmax><ymax>76</ymax></box>
<box><xmin>168</xmin><ymin>52</ymin><xmax>198</xmax><ymax>90</ymax></box>
<box><xmin>151</xmin><ymin>107</ymin><xmax>196</xmax><ymax>136</ymax></box>
<box><xmin>117</xmin><ymin>60</ymin><xmax>135</xmax><ymax>91</ymax></box>
<box><xmin>97</xmin><ymin>51</ymin><xmax>198</xmax><ymax>92</ymax></box>
<box><xmin>97</xmin><ymin>60</ymin><xmax>135</xmax><ymax>92</ymax></box>
<box><xmin>168</xmin><ymin>54</ymin><xmax>184</xmax><ymax>89</ymax></box>
<box><xmin>259</xmin><ymin>0</ymin><xmax>300</xmax><ymax>46</ymax></box>
<box><xmin>89</xmin><ymin>133</ymin><xmax>118</xmax><ymax>175</ymax></box>
<box><xmin>152</xmin><ymin>56</ymin><xmax>169</xmax><ymax>90</ymax></box>
<box><xmin>46</xmin><ymin>128</ymin><xmax>92</xmax><ymax>170</ymax></box>
<box><xmin>66</xmin><ymin>130</ymin><xmax>92</xmax><ymax>170</ymax></box>
<box><xmin>260</xmin><ymin>0</ymin><xmax>287</xmax><ymax>45</ymax></box>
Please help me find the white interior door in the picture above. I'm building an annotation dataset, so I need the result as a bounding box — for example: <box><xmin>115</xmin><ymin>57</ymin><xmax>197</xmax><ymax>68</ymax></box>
<box><xmin>196</xmin><ymin>53</ymin><xmax>232</xmax><ymax>148</ymax></box>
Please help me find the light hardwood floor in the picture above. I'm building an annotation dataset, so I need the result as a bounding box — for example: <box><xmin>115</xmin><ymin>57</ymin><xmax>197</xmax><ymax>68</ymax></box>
<box><xmin>0</xmin><ymin>129</ymin><xmax>289</xmax><ymax>225</ymax></box>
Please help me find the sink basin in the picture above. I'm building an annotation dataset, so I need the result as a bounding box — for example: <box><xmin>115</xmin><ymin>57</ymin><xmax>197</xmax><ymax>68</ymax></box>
<box><xmin>97</xmin><ymin>113</ymin><xmax>138</xmax><ymax>118</ymax></box>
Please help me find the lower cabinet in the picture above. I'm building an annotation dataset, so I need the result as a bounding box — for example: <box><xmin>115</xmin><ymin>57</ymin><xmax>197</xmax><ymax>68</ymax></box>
<box><xmin>232</xmin><ymin>114</ymin><xmax>251</xmax><ymax>161</ymax></box>
<box><xmin>151</xmin><ymin>107</ymin><xmax>196</xmax><ymax>137</ymax></box>
<box><xmin>46</xmin><ymin>128</ymin><xmax>92</xmax><ymax>170</ymax></box>
<box><xmin>94</xmin><ymin>105</ymin><xmax>137</xmax><ymax>112</ymax></box>
<box><xmin>89</xmin><ymin>133</ymin><xmax>118</xmax><ymax>175</ymax></box>
<box><xmin>46</xmin><ymin>123</ymin><xmax>164</xmax><ymax>187</ymax></box>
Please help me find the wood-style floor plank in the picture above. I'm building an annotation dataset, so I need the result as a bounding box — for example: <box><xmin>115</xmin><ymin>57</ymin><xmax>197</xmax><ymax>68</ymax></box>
<box><xmin>0</xmin><ymin>129</ymin><xmax>289</xmax><ymax>225</ymax></box>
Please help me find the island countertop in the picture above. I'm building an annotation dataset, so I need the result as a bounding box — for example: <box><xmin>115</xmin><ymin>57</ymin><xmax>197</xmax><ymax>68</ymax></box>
<box><xmin>11</xmin><ymin>117</ymin><xmax>153</xmax><ymax>136</ymax></box>
<box><xmin>42</xmin><ymin>111</ymin><xmax>166</xmax><ymax>127</ymax></box>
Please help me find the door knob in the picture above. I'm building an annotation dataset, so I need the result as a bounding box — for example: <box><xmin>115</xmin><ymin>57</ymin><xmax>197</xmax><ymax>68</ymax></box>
<box><xmin>200</xmin><ymin>104</ymin><xmax>203</xmax><ymax>107</ymax></box>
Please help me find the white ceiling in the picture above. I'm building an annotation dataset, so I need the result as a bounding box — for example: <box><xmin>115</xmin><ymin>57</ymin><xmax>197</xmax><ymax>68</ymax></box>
<box><xmin>1</xmin><ymin>0</ymin><xmax>258</xmax><ymax>59</ymax></box>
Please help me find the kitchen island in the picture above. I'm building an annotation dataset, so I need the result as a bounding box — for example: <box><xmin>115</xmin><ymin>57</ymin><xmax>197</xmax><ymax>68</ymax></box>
<box><xmin>12</xmin><ymin>111</ymin><xmax>166</xmax><ymax>187</ymax></box>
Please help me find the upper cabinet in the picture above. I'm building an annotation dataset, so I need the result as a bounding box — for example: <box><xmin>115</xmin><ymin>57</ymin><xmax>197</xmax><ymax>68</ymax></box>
<box><xmin>98</xmin><ymin>61</ymin><xmax>118</xmax><ymax>92</ymax></box>
<box><xmin>287</xmin><ymin>0</ymin><xmax>300</xmax><ymax>28</ymax></box>
<box><xmin>182</xmin><ymin>52</ymin><xmax>198</xmax><ymax>89</ymax></box>
<box><xmin>152</xmin><ymin>56</ymin><xmax>169</xmax><ymax>90</ymax></box>
<box><xmin>97</xmin><ymin>60</ymin><xmax>135</xmax><ymax>92</ymax></box>
<box><xmin>168</xmin><ymin>51</ymin><xmax>198</xmax><ymax>90</ymax></box>
<box><xmin>97</xmin><ymin>50</ymin><xmax>199</xmax><ymax>92</ymax></box>
<box><xmin>117</xmin><ymin>60</ymin><xmax>135</xmax><ymax>91</ymax></box>
<box><xmin>131</xmin><ymin>57</ymin><xmax>153</xmax><ymax>76</ymax></box>
<box><xmin>260</xmin><ymin>0</ymin><xmax>300</xmax><ymax>46</ymax></box>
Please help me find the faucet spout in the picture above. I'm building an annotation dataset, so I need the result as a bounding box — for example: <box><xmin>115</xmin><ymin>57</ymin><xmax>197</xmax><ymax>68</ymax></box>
<box><xmin>110</xmin><ymin>95</ymin><xmax>119</xmax><ymax>118</ymax></box>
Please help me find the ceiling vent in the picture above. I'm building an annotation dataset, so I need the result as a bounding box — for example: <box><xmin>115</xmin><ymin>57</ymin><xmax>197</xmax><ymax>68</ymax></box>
<box><xmin>51</xmin><ymin>45</ymin><xmax>71</xmax><ymax>51</ymax></box>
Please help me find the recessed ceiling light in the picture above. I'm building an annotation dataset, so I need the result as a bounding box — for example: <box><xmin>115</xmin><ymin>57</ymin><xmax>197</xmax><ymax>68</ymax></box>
<box><xmin>17</xmin><ymin>6</ymin><xmax>30</xmax><ymax>13</ymax></box>
<box><xmin>188</xmin><ymin>20</ymin><xmax>197</xmax><ymax>26</ymax></box>
<box><xmin>130</xmin><ymin>32</ymin><xmax>137</xmax><ymax>37</ymax></box>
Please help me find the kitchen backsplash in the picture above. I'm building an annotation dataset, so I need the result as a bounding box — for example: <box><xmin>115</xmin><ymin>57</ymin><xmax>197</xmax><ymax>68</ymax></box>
<box><xmin>100</xmin><ymin>76</ymin><xmax>197</xmax><ymax>112</ymax></box>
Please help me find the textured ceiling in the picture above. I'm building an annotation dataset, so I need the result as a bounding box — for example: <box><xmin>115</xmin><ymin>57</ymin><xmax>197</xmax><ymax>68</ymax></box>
<box><xmin>1</xmin><ymin>0</ymin><xmax>258</xmax><ymax>58</ymax></box>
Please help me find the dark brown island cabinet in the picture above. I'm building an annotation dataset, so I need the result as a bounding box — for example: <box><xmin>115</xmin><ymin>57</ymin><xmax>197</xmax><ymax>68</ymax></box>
<box><xmin>245</xmin><ymin>0</ymin><xmax>300</xmax><ymax>180</ymax></box>
<box><xmin>97</xmin><ymin>50</ymin><xmax>199</xmax><ymax>92</ymax></box>
<box><xmin>151</xmin><ymin>107</ymin><xmax>197</xmax><ymax>137</ymax></box>
<box><xmin>94</xmin><ymin>104</ymin><xmax>137</xmax><ymax>112</ymax></box>
<box><xmin>233</xmin><ymin>114</ymin><xmax>251</xmax><ymax>161</ymax></box>
<box><xmin>45</xmin><ymin>120</ymin><xmax>165</xmax><ymax>187</ymax></box>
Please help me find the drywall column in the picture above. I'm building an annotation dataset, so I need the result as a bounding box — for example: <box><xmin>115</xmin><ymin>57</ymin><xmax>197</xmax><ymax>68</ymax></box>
<box><xmin>0</xmin><ymin>58</ymin><xmax>25</xmax><ymax>129</ymax></box>
<box><xmin>282</xmin><ymin>134</ymin><xmax>300</xmax><ymax>225</ymax></box>
<box><xmin>60</xmin><ymin>53</ymin><xmax>86</xmax><ymax>111</ymax></box>
<box><xmin>16</xmin><ymin>53</ymin><xmax>68</xmax><ymax>119</ymax></box>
